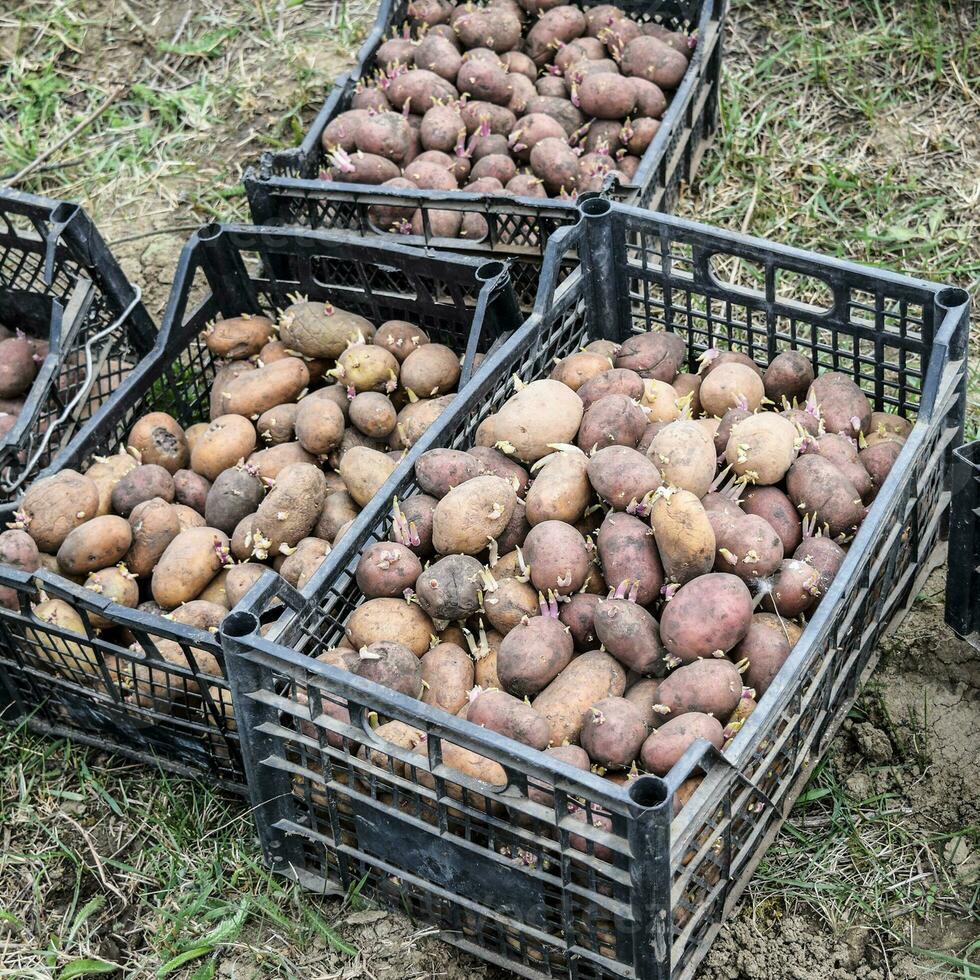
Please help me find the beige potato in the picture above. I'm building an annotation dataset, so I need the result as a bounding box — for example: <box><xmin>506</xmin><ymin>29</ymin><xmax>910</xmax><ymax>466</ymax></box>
<box><xmin>336</xmin><ymin>344</ymin><xmax>400</xmax><ymax>394</ymax></box>
<box><xmin>279</xmin><ymin>300</ymin><xmax>375</xmax><ymax>360</ymax></box>
<box><xmin>420</xmin><ymin>642</ymin><xmax>475</xmax><ymax>714</ymax></box>
<box><xmin>126</xmin><ymin>412</ymin><xmax>190</xmax><ymax>474</ymax></box>
<box><xmin>19</xmin><ymin>470</ymin><xmax>100</xmax><ymax>553</ymax></box>
<box><xmin>700</xmin><ymin>362</ymin><xmax>765</xmax><ymax>417</ymax></box>
<box><xmin>205</xmin><ymin>314</ymin><xmax>274</xmax><ymax>360</ymax></box>
<box><xmin>253</xmin><ymin>463</ymin><xmax>327</xmax><ymax>557</ymax></box>
<box><xmin>197</xmin><ymin>568</ymin><xmax>231</xmax><ymax>608</ymax></box>
<box><xmin>57</xmin><ymin>515</ymin><xmax>133</xmax><ymax>576</ymax></box>
<box><xmin>339</xmin><ymin>446</ymin><xmax>398</xmax><ymax>507</ymax></box>
<box><xmin>399</xmin><ymin>344</ymin><xmax>461</xmax><ymax>397</ymax></box>
<box><xmin>151</xmin><ymin>526</ymin><xmax>231</xmax><ymax>609</ymax></box>
<box><xmin>247</xmin><ymin>441</ymin><xmax>315</xmax><ymax>481</ymax></box>
<box><xmin>85</xmin><ymin>452</ymin><xmax>139</xmax><ymax>516</ymax></box>
<box><xmin>83</xmin><ymin>566</ymin><xmax>139</xmax><ymax>629</ymax></box>
<box><xmin>432</xmin><ymin>475</ymin><xmax>517</xmax><ymax>555</ymax></box>
<box><xmin>190</xmin><ymin>415</ymin><xmax>257</xmax><ymax>482</ymax></box>
<box><xmin>217</xmin><ymin>357</ymin><xmax>310</xmax><ymax>418</ymax></box>
<box><xmin>647</xmin><ymin>420</ymin><xmax>717</xmax><ymax>496</ymax></box>
<box><xmin>125</xmin><ymin>498</ymin><xmax>182</xmax><ymax>577</ymax></box>
<box><xmin>725</xmin><ymin>413</ymin><xmax>799</xmax><ymax>485</ymax></box>
<box><xmin>649</xmin><ymin>488</ymin><xmax>715</xmax><ymax>584</ymax></box>
<box><xmin>295</xmin><ymin>396</ymin><xmax>345</xmax><ymax>455</ymax></box>
<box><xmin>27</xmin><ymin>599</ymin><xmax>96</xmax><ymax>675</ymax></box>
<box><xmin>640</xmin><ymin>378</ymin><xmax>681</xmax><ymax>422</ymax></box>
<box><xmin>345</xmin><ymin>597</ymin><xmax>435</xmax><ymax>657</ymax></box>
<box><xmin>525</xmin><ymin>450</ymin><xmax>590</xmax><ymax>525</ymax></box>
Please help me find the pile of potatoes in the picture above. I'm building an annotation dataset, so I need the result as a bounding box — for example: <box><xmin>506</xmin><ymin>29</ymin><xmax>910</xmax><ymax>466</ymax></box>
<box><xmin>0</xmin><ymin>324</ymin><xmax>50</xmax><ymax>441</ymax></box>
<box><xmin>320</xmin><ymin>0</ymin><xmax>696</xmax><ymax>235</ymax></box>
<box><xmin>315</xmin><ymin>332</ymin><xmax>911</xmax><ymax>810</ymax></box>
<box><xmin>0</xmin><ymin>301</ymin><xmax>476</xmax><ymax>702</ymax></box>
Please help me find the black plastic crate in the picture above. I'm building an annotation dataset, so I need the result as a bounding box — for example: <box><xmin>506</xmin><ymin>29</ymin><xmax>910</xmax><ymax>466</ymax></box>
<box><xmin>0</xmin><ymin>189</ymin><xmax>157</xmax><ymax>499</ymax></box>
<box><xmin>244</xmin><ymin>0</ymin><xmax>727</xmax><ymax>308</ymax></box>
<box><xmin>0</xmin><ymin>223</ymin><xmax>520</xmax><ymax>794</ymax></box>
<box><xmin>222</xmin><ymin>198</ymin><xmax>971</xmax><ymax>978</ymax></box>
<box><xmin>946</xmin><ymin>440</ymin><xmax>980</xmax><ymax>649</ymax></box>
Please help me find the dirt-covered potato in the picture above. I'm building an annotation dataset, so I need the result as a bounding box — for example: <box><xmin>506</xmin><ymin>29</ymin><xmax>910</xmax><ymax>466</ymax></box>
<box><xmin>577</xmin><ymin>367</ymin><xmax>643</xmax><ymax>409</ymax></box>
<box><xmin>741</xmin><ymin>486</ymin><xmax>802</xmax><ymax>554</ymax></box>
<box><xmin>0</xmin><ymin>335</ymin><xmax>38</xmax><ymax>398</ymax></box>
<box><xmin>580</xmin><ymin>696</ymin><xmax>647</xmax><ymax>769</ymax></box>
<box><xmin>84</xmin><ymin>452</ymin><xmax>140</xmax><ymax>517</ymax></box>
<box><xmin>19</xmin><ymin>471</ymin><xmax>100</xmax><ymax>553</ymax></box>
<box><xmin>355</xmin><ymin>641</ymin><xmax>424</xmax><ymax>698</ymax></box>
<box><xmin>650</xmin><ymin>488</ymin><xmax>715</xmax><ymax>585</ymax></box>
<box><xmin>28</xmin><ymin>598</ymin><xmax>96</xmax><ymax>675</ymax></box>
<box><xmin>587</xmin><ymin>445</ymin><xmax>662</xmax><ymax>511</ymax></box>
<box><xmin>172</xmin><ymin>469</ymin><xmax>210</xmax><ymax>514</ymax></box>
<box><xmin>225</xmin><ymin>562</ymin><xmax>267</xmax><ymax>607</ymax></box>
<box><xmin>476</xmin><ymin>379</ymin><xmax>584</xmax><ymax>463</ymax></box>
<box><xmin>216</xmin><ymin>357</ymin><xmax>309</xmax><ymax>419</ymax></box>
<box><xmin>126</xmin><ymin>413</ymin><xmax>189</xmax><ymax>474</ymax></box>
<box><xmin>735</xmin><ymin>614</ymin><xmax>792</xmax><ymax>696</ymax></box>
<box><xmin>253</xmin><ymin>462</ymin><xmax>327</xmax><ymax>557</ymax></box>
<box><xmin>247</xmin><ymin>442</ymin><xmax>315</xmax><ymax>481</ymax></box>
<box><xmin>415</xmin><ymin>448</ymin><xmax>483</xmax><ymax>499</ymax></box>
<box><xmin>577</xmin><ymin>393</ymin><xmax>647</xmax><ymax>451</ymax></box>
<box><xmin>593</xmin><ymin>597</ymin><xmax>664</xmax><ymax>675</ymax></box>
<box><xmin>808</xmin><ymin>372</ymin><xmax>872</xmax><ymax>436</ymax></box>
<box><xmin>712</xmin><ymin>512</ymin><xmax>783</xmax><ymax>583</ymax></box>
<box><xmin>123</xmin><ymin>498</ymin><xmax>180</xmax><ymax>578</ymax></box>
<box><xmin>640</xmin><ymin>712</ymin><xmax>722</xmax><ymax>776</ymax></box>
<box><xmin>340</xmin><ymin>447</ymin><xmax>398</xmax><ymax>508</ymax></box>
<box><xmin>190</xmin><ymin>415</ymin><xmax>257</xmax><ymax>482</ymax></box>
<box><xmin>597</xmin><ymin>511</ymin><xmax>663</xmax><ymax>605</ymax></box>
<box><xmin>416</xmin><ymin>553</ymin><xmax>484</xmax><ymax>620</ymax></box>
<box><xmin>558</xmin><ymin>592</ymin><xmax>599</xmax><ymax>651</ymax></box>
<box><xmin>83</xmin><ymin>566</ymin><xmax>139</xmax><ymax>629</ymax></box>
<box><xmin>420</xmin><ymin>642</ymin><xmax>474</xmax><ymax>714</ymax></box>
<box><xmin>110</xmin><ymin>464</ymin><xmax>176</xmax><ymax>518</ymax></box>
<box><xmin>0</xmin><ymin>529</ymin><xmax>40</xmax><ymax>609</ymax></box>
<box><xmin>467</xmin><ymin>689</ymin><xmax>551</xmax><ymax>750</ymax></box>
<box><xmin>431</xmin><ymin>475</ymin><xmax>517</xmax><ymax>555</ymax></box>
<box><xmin>725</xmin><ymin>413</ymin><xmax>798</xmax><ymax>486</ymax></box>
<box><xmin>151</xmin><ymin>526</ymin><xmax>230</xmax><ymax>609</ymax></box>
<box><xmin>399</xmin><ymin>344</ymin><xmax>461</xmax><ymax>398</ymax></box>
<box><xmin>279</xmin><ymin>300</ymin><xmax>374</xmax><ymax>360</ymax></box>
<box><xmin>614</xmin><ymin>331</ymin><xmax>684</xmax><ymax>382</ymax></box>
<box><xmin>204</xmin><ymin>466</ymin><xmax>264</xmax><ymax>536</ymax></box>
<box><xmin>353</xmin><ymin>541</ymin><xmax>422</xmax><ymax>598</ymax></box>
<box><xmin>205</xmin><ymin>314</ymin><xmax>274</xmax><ymax>360</ymax></box>
<box><xmin>56</xmin><ymin>515</ymin><xmax>132</xmax><ymax>575</ymax></box>
<box><xmin>497</xmin><ymin>614</ymin><xmax>574</xmax><ymax>697</ymax></box>
<box><xmin>345</xmin><ymin>597</ymin><xmax>434</xmax><ymax>657</ymax></box>
<box><xmin>525</xmin><ymin>450</ymin><xmax>590</xmax><ymax>525</ymax></box>
<box><xmin>763</xmin><ymin>350</ymin><xmax>814</xmax><ymax>405</ymax></box>
<box><xmin>647</xmin><ymin>420</ymin><xmax>717</xmax><ymax>496</ymax></box>
<box><xmin>532</xmin><ymin>651</ymin><xmax>627</xmax><ymax>746</ymax></box>
<box><xmin>656</xmin><ymin>658</ymin><xmax>742</xmax><ymax>720</ymax></box>
<box><xmin>659</xmin><ymin>572</ymin><xmax>753</xmax><ymax>664</ymax></box>
<box><xmin>786</xmin><ymin>455</ymin><xmax>867</xmax><ymax>538</ymax></box>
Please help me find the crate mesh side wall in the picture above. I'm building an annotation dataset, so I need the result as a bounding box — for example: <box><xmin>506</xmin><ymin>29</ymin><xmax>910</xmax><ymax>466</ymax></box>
<box><xmin>0</xmin><ymin>235</ymin><xmax>501</xmax><ymax>791</ymax></box>
<box><xmin>0</xmin><ymin>212</ymin><xmax>147</xmax><ymax>492</ymax></box>
<box><xmin>238</xmin><ymin>209</ymin><xmax>959</xmax><ymax>980</ymax></box>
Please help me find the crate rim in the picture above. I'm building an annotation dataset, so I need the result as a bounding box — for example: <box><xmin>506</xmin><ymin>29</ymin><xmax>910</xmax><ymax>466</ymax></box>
<box><xmin>222</xmin><ymin>199</ymin><xmax>971</xmax><ymax>842</ymax></box>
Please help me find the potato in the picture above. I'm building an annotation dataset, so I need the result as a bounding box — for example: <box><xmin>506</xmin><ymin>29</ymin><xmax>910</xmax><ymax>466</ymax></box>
<box><xmin>580</xmin><ymin>696</ymin><xmax>647</xmax><ymax>769</ymax></box>
<box><xmin>526</xmin><ymin>5</ymin><xmax>586</xmax><ymax>64</ymax></box>
<box><xmin>190</xmin><ymin>415</ymin><xmax>257</xmax><ymax>482</ymax></box>
<box><xmin>217</xmin><ymin>358</ymin><xmax>309</xmax><ymax>419</ymax></box>
<box><xmin>781</xmin><ymin>407</ymin><xmax>821</xmax><ymax>438</ymax></box>
<box><xmin>660</xmin><ymin>573</ymin><xmax>752</xmax><ymax>664</ymax></box>
<box><xmin>713</xmin><ymin>407</ymin><xmax>751</xmax><ymax>456</ymax></box>
<box><xmin>205</xmin><ymin>313</ymin><xmax>273</xmax><ymax>360</ymax></box>
<box><xmin>741</xmin><ymin>486</ymin><xmax>802</xmax><ymax>554</ymax></box>
<box><xmin>110</xmin><ymin>464</ymin><xmax>175</xmax><ymax>519</ymax></box>
<box><xmin>0</xmin><ymin>335</ymin><xmax>37</xmax><ymax>397</ymax></box>
<box><xmin>420</xmin><ymin>642</ymin><xmax>474</xmax><ymax>714</ymax></box>
<box><xmin>151</xmin><ymin>526</ymin><xmax>230</xmax><ymax>609</ymax></box>
<box><xmin>647</xmin><ymin>420</ymin><xmax>716</xmax><ymax>497</ymax></box>
<box><xmin>353</xmin><ymin>541</ymin><xmax>421</xmax><ymax>599</ymax></box>
<box><xmin>431</xmin><ymin>475</ymin><xmax>517</xmax><ymax>555</ymax></box>
<box><xmin>174</xmin><ymin>504</ymin><xmax>207</xmax><ymax>531</ymax></box>
<box><xmin>586</xmin><ymin>445</ymin><xmax>661</xmax><ymax>512</ymax></box>
<box><xmin>577</xmin><ymin>368</ymin><xmax>642</xmax><ymax>410</ymax></box>
<box><xmin>278</xmin><ymin>536</ymin><xmax>330</xmax><ymax>587</ymax></box>
<box><xmin>623</xmin><ymin>678</ymin><xmax>663</xmax><ymax>728</ymax></box>
<box><xmin>293</xmin><ymin>396</ymin><xmax>344</xmax><ymax>457</ymax></box>
<box><xmin>483</xmin><ymin>576</ymin><xmax>538</xmax><ymax>635</ymax></box>
<box><xmin>316</xmin><ymin>490</ymin><xmax>359</xmax><ymax>543</ymax></box>
<box><xmin>808</xmin><ymin>372</ymin><xmax>872</xmax><ymax>436</ymax></box>
<box><xmin>396</xmin><ymin>344</ymin><xmax>459</xmax><ymax>399</ymax></box>
<box><xmin>56</xmin><ymin>515</ymin><xmax>132</xmax><ymax>576</ymax></box>
<box><xmin>497</xmin><ymin>615</ymin><xmax>574</xmax><ymax>697</ymax></box>
<box><xmin>84</xmin><ymin>452</ymin><xmax>140</xmax><ymax>517</ymax></box>
<box><xmin>172</xmin><ymin>469</ymin><xmax>210</xmax><ymax>514</ymax></box>
<box><xmin>348</xmin><ymin>392</ymin><xmax>396</xmax><ymax>440</ymax></box>
<box><xmin>390</xmin><ymin>493</ymin><xmax>437</xmax><ymax>558</ymax></box>
<box><xmin>19</xmin><ymin>471</ymin><xmax>100</xmax><ymax>553</ymax></box>
<box><xmin>528</xmin><ymin>137</ymin><xmax>579</xmax><ymax>195</ymax></box>
<box><xmin>467</xmin><ymin>689</ymin><xmax>550</xmax><ymax>750</ymax></box>
<box><xmin>597</xmin><ymin>512</ymin><xmax>663</xmax><ymax>605</ymax></box>
<box><xmin>636</xmin><ymin>379</ymin><xmax>678</xmax><ymax>424</ymax></box>
<box><xmin>593</xmin><ymin>597</ymin><xmax>664</xmax><ymax>675</ymax></box>
<box><xmin>860</xmin><ymin>440</ymin><xmax>902</xmax><ymax>497</ymax></box>
<box><xmin>522</xmin><ymin>520</ymin><xmax>589</xmax><ymax>595</ymax></box>
<box><xmin>725</xmin><ymin>413</ymin><xmax>798</xmax><ymax>486</ymax></box>
<box><xmin>247</xmin><ymin>441</ymin><xmax>315</xmax><ymax>481</ymax></box>
<box><xmin>786</xmin><ymin>455</ymin><xmax>866</xmax><ymax>538</ymax></box>
<box><xmin>549</xmin><ymin>351</ymin><xmax>611</xmax><ymax>392</ymax></box>
<box><xmin>649</xmin><ymin>488</ymin><xmax>715</xmax><ymax>585</ymax></box>
<box><xmin>83</xmin><ymin>566</ymin><xmax>139</xmax><ymax>629</ymax></box>
<box><xmin>414</xmin><ymin>34</ymin><xmax>463</xmax><ymax>83</ymax></box>
<box><xmin>700</xmin><ymin>362</ymin><xmax>765</xmax><ymax>417</ymax></box>
<box><xmin>278</xmin><ymin>301</ymin><xmax>372</xmax><ymax>360</ymax></box>
<box><xmin>126</xmin><ymin>413</ymin><xmax>189</xmax><ymax>474</ymax></box>
<box><xmin>225</xmin><ymin>562</ymin><xmax>267</xmax><ymax>607</ymax></box>
<box><xmin>28</xmin><ymin>598</ymin><xmax>96</xmax><ymax>675</ymax></box>
<box><xmin>578</xmin><ymin>393</ymin><xmax>647</xmax><ymax>452</ymax></box>
<box><xmin>253</xmin><ymin>462</ymin><xmax>327</xmax><ymax>557</ymax></box>
<box><xmin>763</xmin><ymin>557</ymin><xmax>822</xmax><ymax>617</ymax></box>
<box><xmin>614</xmin><ymin>332</ymin><xmax>684</xmax><ymax>382</ymax></box>
<box><xmin>532</xmin><ymin>651</ymin><xmax>626</xmax><ymax>746</ymax></box>
<box><xmin>326</xmin><ymin>150</ymin><xmax>401</xmax><ymax>185</ymax></box>
<box><xmin>353</xmin><ymin>110</ymin><xmax>413</xmax><ymax>161</ymax></box>
<box><xmin>0</xmin><ymin>529</ymin><xmax>40</xmax><ymax>609</ymax></box>
<box><xmin>763</xmin><ymin>351</ymin><xmax>814</xmax><ymax>405</ymax></box>
<box><xmin>793</xmin><ymin>535</ymin><xmax>845</xmax><ymax>596</ymax></box>
<box><xmin>656</xmin><ymin>658</ymin><xmax>742</xmax><ymax>721</ymax></box>
<box><xmin>169</xmin><ymin>599</ymin><xmax>228</xmax><ymax>633</ymax></box>
<box><xmin>525</xmin><ymin>450</ymin><xmax>590</xmax><ymax>525</ymax></box>
<box><xmin>735</xmin><ymin>614</ymin><xmax>792</xmax><ymax>696</ymax></box>
<box><xmin>415</xmin><ymin>449</ymin><xmax>482</xmax><ymax>499</ymax></box>
<box><xmin>558</xmin><ymin>592</ymin><xmax>599</xmax><ymax>651</ymax></box>
<box><xmin>867</xmin><ymin>411</ymin><xmax>911</xmax><ymax>445</ymax></box>
<box><xmin>346</xmin><ymin>597</ymin><xmax>434</xmax><ymax>657</ymax></box>
<box><xmin>640</xmin><ymin>712</ymin><xmax>722</xmax><ymax>777</ymax></box>
<box><xmin>204</xmin><ymin>467</ymin><xmax>264</xmax><ymax>536</ymax></box>
<box><xmin>354</xmin><ymin>641</ymin><xmax>423</xmax><ymax>698</ymax></box>
<box><xmin>466</xmin><ymin>447</ymin><xmax>529</xmax><ymax>496</ymax></box>
<box><xmin>713</xmin><ymin>512</ymin><xmax>783</xmax><ymax>583</ymax></box>
<box><xmin>416</xmin><ymin>553</ymin><xmax>484</xmax><ymax>621</ymax></box>
<box><xmin>340</xmin><ymin>447</ymin><xmax>397</xmax><ymax>508</ymax></box>
<box><xmin>807</xmin><ymin>433</ymin><xmax>873</xmax><ymax>501</ymax></box>
<box><xmin>387</xmin><ymin>69</ymin><xmax>459</xmax><ymax>113</ymax></box>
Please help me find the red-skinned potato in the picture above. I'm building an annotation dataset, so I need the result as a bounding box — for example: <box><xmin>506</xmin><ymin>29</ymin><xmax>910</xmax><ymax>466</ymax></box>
<box><xmin>596</xmin><ymin>511</ymin><xmax>664</xmax><ymax>605</ymax></box>
<box><xmin>741</xmin><ymin>486</ymin><xmax>802</xmax><ymax>554</ymax></box>
<box><xmin>580</xmin><ymin>696</ymin><xmax>647</xmax><ymax>769</ymax></box>
<box><xmin>712</xmin><ymin>512</ymin><xmax>783</xmax><ymax>584</ymax></box>
<box><xmin>522</xmin><ymin>520</ymin><xmax>590</xmax><ymax>595</ymax></box>
<box><xmin>415</xmin><ymin>448</ymin><xmax>483</xmax><ymax>499</ymax></box>
<box><xmin>558</xmin><ymin>592</ymin><xmax>600</xmax><ymax>650</ymax></box>
<box><xmin>468</xmin><ymin>689</ymin><xmax>551</xmax><ymax>750</ymax></box>
<box><xmin>764</xmin><ymin>351</ymin><xmax>814</xmax><ymax>405</ymax></box>
<box><xmin>587</xmin><ymin>445</ymin><xmax>662</xmax><ymax>510</ymax></box>
<box><xmin>483</xmin><ymin>576</ymin><xmax>539</xmax><ymax>635</ymax></box>
<box><xmin>497</xmin><ymin>614</ymin><xmax>574</xmax><ymax>697</ymax></box>
<box><xmin>640</xmin><ymin>712</ymin><xmax>722</xmax><ymax>776</ymax></box>
<box><xmin>593</xmin><ymin>597</ymin><xmax>664</xmax><ymax>675</ymax></box>
<box><xmin>659</xmin><ymin>572</ymin><xmax>753</xmax><ymax>664</ymax></box>
<box><xmin>577</xmin><ymin>393</ymin><xmax>647</xmax><ymax>452</ymax></box>
<box><xmin>614</xmin><ymin>331</ymin><xmax>685</xmax><ymax>382</ymax></box>
<box><xmin>355</xmin><ymin>541</ymin><xmax>423</xmax><ymax>598</ymax></box>
<box><xmin>735</xmin><ymin>613</ymin><xmax>792</xmax><ymax>697</ymax></box>
<box><xmin>808</xmin><ymin>372</ymin><xmax>872</xmax><ymax>436</ymax></box>
<box><xmin>786</xmin><ymin>454</ymin><xmax>866</xmax><ymax>539</ymax></box>
<box><xmin>578</xmin><ymin>368</ymin><xmax>643</xmax><ymax>409</ymax></box>
<box><xmin>656</xmin><ymin>658</ymin><xmax>742</xmax><ymax>721</ymax></box>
